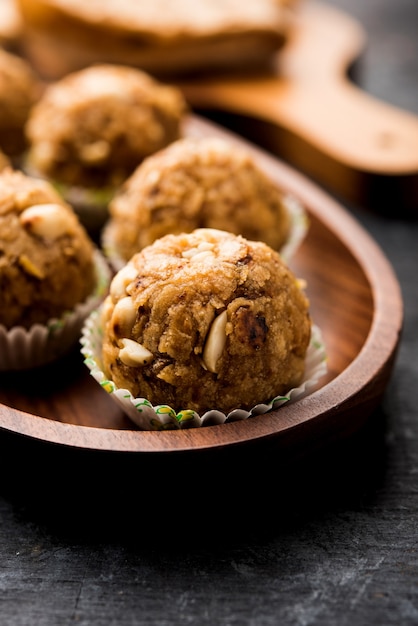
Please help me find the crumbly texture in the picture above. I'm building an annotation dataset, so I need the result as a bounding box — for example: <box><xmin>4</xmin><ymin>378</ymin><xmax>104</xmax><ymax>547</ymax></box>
<box><xmin>0</xmin><ymin>49</ymin><xmax>42</xmax><ymax>157</ymax></box>
<box><xmin>16</xmin><ymin>0</ymin><xmax>294</xmax><ymax>78</ymax></box>
<box><xmin>25</xmin><ymin>64</ymin><xmax>187</xmax><ymax>188</ymax></box>
<box><xmin>106</xmin><ymin>136</ymin><xmax>291</xmax><ymax>262</ymax></box>
<box><xmin>0</xmin><ymin>168</ymin><xmax>97</xmax><ymax>328</ymax></box>
<box><xmin>101</xmin><ymin>228</ymin><xmax>311</xmax><ymax>415</ymax></box>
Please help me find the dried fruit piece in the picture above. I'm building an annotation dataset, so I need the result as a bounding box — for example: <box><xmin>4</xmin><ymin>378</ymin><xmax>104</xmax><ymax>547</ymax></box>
<box><xmin>18</xmin><ymin>254</ymin><xmax>44</xmax><ymax>279</ymax></box>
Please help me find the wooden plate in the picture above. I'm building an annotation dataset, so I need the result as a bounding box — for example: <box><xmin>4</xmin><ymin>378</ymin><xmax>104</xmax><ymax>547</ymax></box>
<box><xmin>0</xmin><ymin>116</ymin><xmax>403</xmax><ymax>461</ymax></box>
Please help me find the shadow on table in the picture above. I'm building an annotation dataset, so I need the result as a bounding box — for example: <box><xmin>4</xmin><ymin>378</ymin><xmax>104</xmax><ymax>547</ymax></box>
<box><xmin>0</xmin><ymin>403</ymin><xmax>390</xmax><ymax>550</ymax></box>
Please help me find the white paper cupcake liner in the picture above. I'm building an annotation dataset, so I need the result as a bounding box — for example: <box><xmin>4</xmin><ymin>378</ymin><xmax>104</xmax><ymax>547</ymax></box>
<box><xmin>0</xmin><ymin>249</ymin><xmax>111</xmax><ymax>371</ymax></box>
<box><xmin>279</xmin><ymin>194</ymin><xmax>309</xmax><ymax>263</ymax></box>
<box><xmin>80</xmin><ymin>308</ymin><xmax>327</xmax><ymax>431</ymax></box>
<box><xmin>101</xmin><ymin>193</ymin><xmax>309</xmax><ymax>272</ymax></box>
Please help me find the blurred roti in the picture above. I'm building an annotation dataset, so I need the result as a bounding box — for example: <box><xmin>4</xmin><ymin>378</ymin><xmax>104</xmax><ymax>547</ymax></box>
<box><xmin>16</xmin><ymin>0</ymin><xmax>296</xmax><ymax>78</ymax></box>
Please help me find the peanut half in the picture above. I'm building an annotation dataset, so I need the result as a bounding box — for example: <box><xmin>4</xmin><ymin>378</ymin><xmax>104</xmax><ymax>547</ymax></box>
<box><xmin>110</xmin><ymin>264</ymin><xmax>138</xmax><ymax>300</ymax></box>
<box><xmin>202</xmin><ymin>310</ymin><xmax>227</xmax><ymax>373</ymax></box>
<box><xmin>111</xmin><ymin>296</ymin><xmax>137</xmax><ymax>337</ymax></box>
<box><xmin>119</xmin><ymin>338</ymin><xmax>153</xmax><ymax>367</ymax></box>
<box><xmin>20</xmin><ymin>203</ymin><xmax>77</xmax><ymax>239</ymax></box>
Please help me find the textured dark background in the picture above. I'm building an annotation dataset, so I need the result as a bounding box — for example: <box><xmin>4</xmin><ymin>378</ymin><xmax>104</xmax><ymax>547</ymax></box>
<box><xmin>1</xmin><ymin>1</ymin><xmax>418</xmax><ymax>624</ymax></box>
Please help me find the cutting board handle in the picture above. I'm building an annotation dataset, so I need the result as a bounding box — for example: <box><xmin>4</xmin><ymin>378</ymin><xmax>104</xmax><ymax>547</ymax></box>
<box><xmin>180</xmin><ymin>2</ymin><xmax>418</xmax><ymax>213</ymax></box>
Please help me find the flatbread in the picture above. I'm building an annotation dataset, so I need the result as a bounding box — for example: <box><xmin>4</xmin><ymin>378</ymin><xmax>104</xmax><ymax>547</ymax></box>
<box><xmin>15</xmin><ymin>0</ymin><xmax>296</xmax><ymax>78</ymax></box>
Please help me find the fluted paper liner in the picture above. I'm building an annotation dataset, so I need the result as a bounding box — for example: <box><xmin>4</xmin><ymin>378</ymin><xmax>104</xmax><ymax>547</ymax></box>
<box><xmin>80</xmin><ymin>308</ymin><xmax>328</xmax><ymax>431</ymax></box>
<box><xmin>0</xmin><ymin>250</ymin><xmax>111</xmax><ymax>370</ymax></box>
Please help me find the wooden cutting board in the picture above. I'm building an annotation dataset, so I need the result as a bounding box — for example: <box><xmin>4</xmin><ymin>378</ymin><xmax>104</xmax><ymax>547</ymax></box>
<box><xmin>178</xmin><ymin>1</ymin><xmax>418</xmax><ymax>215</ymax></box>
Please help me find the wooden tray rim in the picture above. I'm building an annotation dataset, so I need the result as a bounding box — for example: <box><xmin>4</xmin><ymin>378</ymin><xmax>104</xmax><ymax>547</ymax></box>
<box><xmin>0</xmin><ymin>117</ymin><xmax>404</xmax><ymax>454</ymax></box>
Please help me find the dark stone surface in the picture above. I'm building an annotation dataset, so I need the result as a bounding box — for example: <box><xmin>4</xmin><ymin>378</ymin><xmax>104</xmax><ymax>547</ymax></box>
<box><xmin>1</xmin><ymin>1</ymin><xmax>418</xmax><ymax>624</ymax></box>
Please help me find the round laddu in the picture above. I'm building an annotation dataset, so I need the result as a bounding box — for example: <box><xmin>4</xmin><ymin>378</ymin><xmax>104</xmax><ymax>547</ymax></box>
<box><xmin>101</xmin><ymin>228</ymin><xmax>311</xmax><ymax>415</ymax></box>
<box><xmin>0</xmin><ymin>168</ymin><xmax>96</xmax><ymax>328</ymax></box>
<box><xmin>25</xmin><ymin>64</ymin><xmax>187</xmax><ymax>188</ymax></box>
<box><xmin>106</xmin><ymin>136</ymin><xmax>291</xmax><ymax>262</ymax></box>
